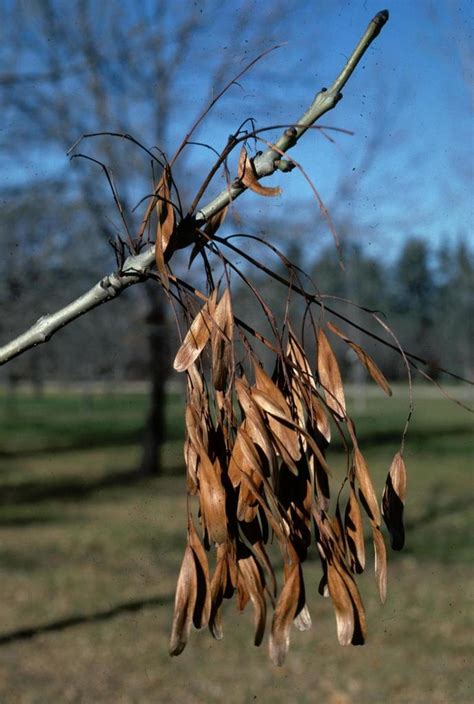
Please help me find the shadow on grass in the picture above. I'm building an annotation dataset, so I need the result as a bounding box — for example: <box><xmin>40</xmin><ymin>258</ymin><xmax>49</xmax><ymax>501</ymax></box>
<box><xmin>0</xmin><ymin>467</ymin><xmax>185</xmax><ymax>507</ymax></box>
<box><xmin>1</xmin><ymin>423</ymin><xmax>471</xmax><ymax>461</ymax></box>
<box><xmin>0</xmin><ymin>425</ymin><xmax>183</xmax><ymax>459</ymax></box>
<box><xmin>0</xmin><ymin>515</ymin><xmax>65</xmax><ymax>528</ymax></box>
<box><xmin>335</xmin><ymin>424</ymin><xmax>472</xmax><ymax>451</ymax></box>
<box><xmin>405</xmin><ymin>483</ymin><xmax>472</xmax><ymax>533</ymax></box>
<box><xmin>0</xmin><ymin>593</ymin><xmax>174</xmax><ymax>647</ymax></box>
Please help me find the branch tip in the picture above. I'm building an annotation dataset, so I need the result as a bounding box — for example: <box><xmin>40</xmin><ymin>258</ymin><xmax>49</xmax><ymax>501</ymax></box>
<box><xmin>371</xmin><ymin>10</ymin><xmax>389</xmax><ymax>38</ymax></box>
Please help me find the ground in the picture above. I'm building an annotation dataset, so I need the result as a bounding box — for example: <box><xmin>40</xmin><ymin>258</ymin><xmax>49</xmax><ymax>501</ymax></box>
<box><xmin>0</xmin><ymin>384</ymin><xmax>472</xmax><ymax>703</ymax></box>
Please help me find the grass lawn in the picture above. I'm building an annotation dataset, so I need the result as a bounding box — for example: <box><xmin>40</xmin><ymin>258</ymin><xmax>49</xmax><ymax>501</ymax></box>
<box><xmin>0</xmin><ymin>384</ymin><xmax>472</xmax><ymax>703</ymax></box>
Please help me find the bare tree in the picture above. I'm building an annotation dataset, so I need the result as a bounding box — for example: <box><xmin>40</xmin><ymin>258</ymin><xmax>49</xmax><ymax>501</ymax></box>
<box><xmin>0</xmin><ymin>0</ymin><xmax>306</xmax><ymax>474</ymax></box>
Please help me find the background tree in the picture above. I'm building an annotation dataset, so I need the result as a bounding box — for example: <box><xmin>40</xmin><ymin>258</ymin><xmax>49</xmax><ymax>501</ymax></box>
<box><xmin>0</xmin><ymin>0</ymin><xmax>309</xmax><ymax>474</ymax></box>
<box><xmin>1</xmin><ymin>1</ymin><xmax>472</xmax><ymax>470</ymax></box>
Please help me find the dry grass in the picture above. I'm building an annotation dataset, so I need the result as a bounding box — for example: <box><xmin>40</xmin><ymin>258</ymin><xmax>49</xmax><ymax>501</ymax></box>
<box><xmin>0</xmin><ymin>388</ymin><xmax>472</xmax><ymax>703</ymax></box>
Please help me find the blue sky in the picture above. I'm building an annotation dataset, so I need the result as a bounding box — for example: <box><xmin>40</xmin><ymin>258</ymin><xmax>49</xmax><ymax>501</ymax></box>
<box><xmin>198</xmin><ymin>0</ymin><xmax>474</xmax><ymax>257</ymax></box>
<box><xmin>2</xmin><ymin>0</ymin><xmax>472</xmax><ymax>259</ymax></box>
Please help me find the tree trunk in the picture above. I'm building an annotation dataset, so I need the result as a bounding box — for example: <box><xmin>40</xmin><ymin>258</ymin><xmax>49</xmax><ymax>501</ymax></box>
<box><xmin>138</xmin><ymin>290</ymin><xmax>170</xmax><ymax>476</ymax></box>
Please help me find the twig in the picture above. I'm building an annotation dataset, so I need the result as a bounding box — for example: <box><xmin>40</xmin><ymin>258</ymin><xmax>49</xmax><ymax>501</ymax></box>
<box><xmin>0</xmin><ymin>11</ymin><xmax>389</xmax><ymax>366</ymax></box>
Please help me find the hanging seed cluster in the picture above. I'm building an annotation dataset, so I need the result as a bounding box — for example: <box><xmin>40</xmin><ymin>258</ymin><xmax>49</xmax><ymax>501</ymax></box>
<box><xmin>168</xmin><ymin>286</ymin><xmax>407</xmax><ymax>665</ymax></box>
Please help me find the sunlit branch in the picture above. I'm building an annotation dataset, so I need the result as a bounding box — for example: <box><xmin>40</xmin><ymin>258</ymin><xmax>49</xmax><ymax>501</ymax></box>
<box><xmin>0</xmin><ymin>11</ymin><xmax>389</xmax><ymax>366</ymax></box>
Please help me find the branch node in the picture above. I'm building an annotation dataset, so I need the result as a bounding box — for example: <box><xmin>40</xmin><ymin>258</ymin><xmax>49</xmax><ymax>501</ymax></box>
<box><xmin>100</xmin><ymin>275</ymin><xmax>123</xmax><ymax>297</ymax></box>
<box><xmin>274</xmin><ymin>159</ymin><xmax>295</xmax><ymax>173</ymax></box>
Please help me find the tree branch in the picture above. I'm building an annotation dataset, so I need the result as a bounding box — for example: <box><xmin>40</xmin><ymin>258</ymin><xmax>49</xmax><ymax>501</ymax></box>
<box><xmin>0</xmin><ymin>10</ymin><xmax>389</xmax><ymax>366</ymax></box>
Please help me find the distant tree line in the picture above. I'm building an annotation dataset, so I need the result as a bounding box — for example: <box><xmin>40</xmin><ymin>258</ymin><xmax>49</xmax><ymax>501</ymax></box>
<box><xmin>310</xmin><ymin>236</ymin><xmax>473</xmax><ymax>381</ymax></box>
<box><xmin>1</xmin><ymin>181</ymin><xmax>470</xmax><ymax>390</ymax></box>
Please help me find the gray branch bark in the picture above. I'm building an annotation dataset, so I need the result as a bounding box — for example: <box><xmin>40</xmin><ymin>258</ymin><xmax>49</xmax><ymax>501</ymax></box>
<box><xmin>0</xmin><ymin>10</ymin><xmax>389</xmax><ymax>366</ymax></box>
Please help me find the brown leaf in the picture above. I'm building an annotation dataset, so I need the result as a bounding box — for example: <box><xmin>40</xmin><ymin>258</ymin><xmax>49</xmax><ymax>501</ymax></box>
<box><xmin>309</xmin><ymin>391</ymin><xmax>332</xmax><ymax>443</ymax></box>
<box><xmin>344</xmin><ymin>482</ymin><xmax>366</xmax><ymax>573</ymax></box>
<box><xmin>318</xmin><ymin>511</ymin><xmax>366</xmax><ymax>648</ymax></box>
<box><xmin>252</xmin><ymin>404</ymin><xmax>302</xmax><ymax>465</ymax></box>
<box><xmin>327</xmin><ymin>563</ymin><xmax>354</xmax><ymax>646</ymax></box>
<box><xmin>185</xmin><ymin>404</ymin><xmax>205</xmax><ymax>453</ymax></box>
<box><xmin>155</xmin><ymin>166</ymin><xmax>175</xmax><ymax>288</ymax></box>
<box><xmin>186</xmin><ymin>361</ymin><xmax>205</xmax><ymax>400</ymax></box>
<box><xmin>188</xmin><ymin>516</ymin><xmax>211</xmax><ymax>629</ymax></box>
<box><xmin>169</xmin><ymin>545</ymin><xmax>197</xmax><ymax>656</ymax></box>
<box><xmin>211</xmin><ymin>288</ymin><xmax>233</xmax><ymax>391</ymax></box>
<box><xmin>227</xmin><ymin>429</ymin><xmax>247</xmax><ymax>488</ymax></box>
<box><xmin>238</xmin><ymin>146</ymin><xmax>281</xmax><ymax>197</ymax></box>
<box><xmin>188</xmin><ymin>205</ymin><xmax>230</xmax><ymax>267</ymax></box>
<box><xmin>239</xmin><ymin>470</ymin><xmax>288</xmax><ymax>544</ymax></box>
<box><xmin>235</xmin><ymin>378</ymin><xmax>278</xmax><ymax>480</ymax></box>
<box><xmin>237</xmin><ymin>424</ymin><xmax>264</xmax><ymax>472</ymax></box>
<box><xmin>204</xmin><ymin>205</ymin><xmax>229</xmax><ymax>238</ymax></box>
<box><xmin>251</xmin><ymin>388</ymin><xmax>290</xmax><ymax>423</ymax></box>
<box><xmin>209</xmin><ymin>553</ymin><xmax>225</xmax><ymax>640</ymax></box>
<box><xmin>245</xmin><ymin>412</ymin><xmax>277</xmax><ymax>482</ymax></box>
<box><xmin>293</xmin><ymin>604</ymin><xmax>312</xmax><ymax>632</ymax></box>
<box><xmin>253</xmin><ymin>362</ymin><xmax>289</xmax><ymax>411</ymax></box>
<box><xmin>252</xmin><ymin>539</ymin><xmax>277</xmax><ymax>598</ymax></box>
<box><xmin>209</xmin><ymin>542</ymin><xmax>237</xmax><ymax>641</ymax></box>
<box><xmin>287</xmin><ymin>327</ymin><xmax>316</xmax><ymax>389</ymax></box>
<box><xmin>382</xmin><ymin>451</ymin><xmax>407</xmax><ymax>550</ymax></box>
<box><xmin>336</xmin><ymin>562</ymin><xmax>367</xmax><ymax>645</ymax></box>
<box><xmin>156</xmin><ymin>166</ymin><xmax>175</xmax><ymax>251</ymax></box>
<box><xmin>317</xmin><ymin>328</ymin><xmax>346</xmax><ymax>418</ymax></box>
<box><xmin>353</xmin><ymin>446</ymin><xmax>381</xmax><ymax>526</ymax></box>
<box><xmin>173</xmin><ymin>291</ymin><xmax>217</xmax><ymax>372</ymax></box>
<box><xmin>269</xmin><ymin>564</ymin><xmax>300</xmax><ymax>666</ymax></box>
<box><xmin>184</xmin><ymin>437</ymin><xmax>198</xmax><ymax>495</ymax></box>
<box><xmin>287</xmin><ymin>329</ymin><xmax>316</xmax><ymax>435</ymax></box>
<box><xmin>238</xmin><ymin>555</ymin><xmax>267</xmax><ymax>646</ymax></box>
<box><xmin>252</xmin><ymin>364</ymin><xmax>302</xmax><ymax>461</ymax></box>
<box><xmin>373</xmin><ymin>526</ymin><xmax>387</xmax><ymax>603</ymax></box>
<box><xmin>233</xmin><ymin>426</ymin><xmax>264</xmax><ymax>521</ymax></box>
<box><xmin>327</xmin><ymin>321</ymin><xmax>392</xmax><ymax>396</ymax></box>
<box><xmin>198</xmin><ymin>452</ymin><xmax>228</xmax><ymax>544</ymax></box>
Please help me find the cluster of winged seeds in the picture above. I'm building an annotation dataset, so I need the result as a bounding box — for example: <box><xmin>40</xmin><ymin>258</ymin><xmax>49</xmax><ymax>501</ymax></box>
<box><xmin>168</xmin><ymin>286</ymin><xmax>407</xmax><ymax>665</ymax></box>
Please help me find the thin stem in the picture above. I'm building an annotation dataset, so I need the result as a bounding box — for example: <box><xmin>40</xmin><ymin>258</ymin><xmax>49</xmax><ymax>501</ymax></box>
<box><xmin>0</xmin><ymin>12</ymin><xmax>390</xmax><ymax>366</ymax></box>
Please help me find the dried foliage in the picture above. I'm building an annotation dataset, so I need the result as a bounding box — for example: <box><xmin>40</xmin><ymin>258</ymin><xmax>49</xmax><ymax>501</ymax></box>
<box><xmin>155</xmin><ymin>155</ymin><xmax>411</xmax><ymax>662</ymax></box>
<box><xmin>0</xmin><ymin>8</ymin><xmax>471</xmax><ymax>672</ymax></box>
<box><xmin>121</xmin><ymin>29</ymin><xmax>417</xmax><ymax>660</ymax></box>
<box><xmin>10</xmin><ymin>8</ymin><xmax>469</xmax><ymax>667</ymax></box>
<box><xmin>63</xmin><ymin>22</ymin><xmax>432</xmax><ymax>663</ymax></box>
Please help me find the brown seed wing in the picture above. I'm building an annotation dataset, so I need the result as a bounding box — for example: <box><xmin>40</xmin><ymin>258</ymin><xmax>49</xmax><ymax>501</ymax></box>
<box><xmin>169</xmin><ymin>545</ymin><xmax>197</xmax><ymax>656</ymax></box>
<box><xmin>382</xmin><ymin>451</ymin><xmax>407</xmax><ymax>550</ymax></box>
<box><xmin>309</xmin><ymin>389</ymin><xmax>332</xmax><ymax>443</ymax></box>
<box><xmin>238</xmin><ymin>555</ymin><xmax>267</xmax><ymax>646</ymax></box>
<box><xmin>211</xmin><ymin>288</ymin><xmax>233</xmax><ymax>391</ymax></box>
<box><xmin>184</xmin><ymin>437</ymin><xmax>198</xmax><ymax>495</ymax></box>
<box><xmin>173</xmin><ymin>291</ymin><xmax>217</xmax><ymax>372</ymax></box>
<box><xmin>317</xmin><ymin>328</ymin><xmax>346</xmax><ymax>417</ymax></box>
<box><xmin>353</xmin><ymin>447</ymin><xmax>381</xmax><ymax>525</ymax></box>
<box><xmin>155</xmin><ymin>167</ymin><xmax>175</xmax><ymax>287</ymax></box>
<box><xmin>336</xmin><ymin>562</ymin><xmax>367</xmax><ymax>645</ymax></box>
<box><xmin>238</xmin><ymin>146</ymin><xmax>281</xmax><ymax>197</ymax></box>
<box><xmin>198</xmin><ymin>452</ymin><xmax>228</xmax><ymax>544</ymax></box>
<box><xmin>250</xmin><ymin>379</ymin><xmax>301</xmax><ymax>462</ymax></box>
<box><xmin>155</xmin><ymin>166</ymin><xmax>175</xmax><ymax>251</ymax></box>
<box><xmin>188</xmin><ymin>517</ymin><xmax>211</xmax><ymax>629</ymax></box>
<box><xmin>344</xmin><ymin>483</ymin><xmax>366</xmax><ymax>573</ymax></box>
<box><xmin>204</xmin><ymin>205</ymin><xmax>229</xmax><ymax>238</ymax></box>
<box><xmin>269</xmin><ymin>563</ymin><xmax>300</xmax><ymax>666</ymax></box>
<box><xmin>327</xmin><ymin>563</ymin><xmax>354</xmax><ymax>646</ymax></box>
<box><xmin>209</xmin><ymin>552</ymin><xmax>226</xmax><ymax>640</ymax></box>
<box><xmin>327</xmin><ymin>321</ymin><xmax>392</xmax><ymax>396</ymax></box>
<box><xmin>253</xmin><ymin>362</ymin><xmax>289</xmax><ymax>411</ymax></box>
<box><xmin>373</xmin><ymin>526</ymin><xmax>387</xmax><ymax>603</ymax></box>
